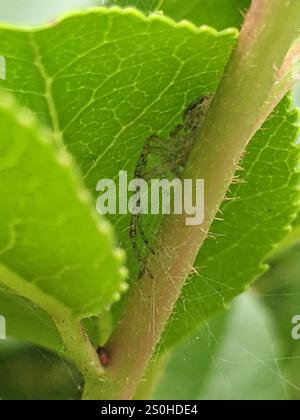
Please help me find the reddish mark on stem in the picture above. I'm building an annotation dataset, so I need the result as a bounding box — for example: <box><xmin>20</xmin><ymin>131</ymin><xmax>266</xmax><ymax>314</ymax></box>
<box><xmin>97</xmin><ymin>347</ymin><xmax>110</xmax><ymax>368</ymax></box>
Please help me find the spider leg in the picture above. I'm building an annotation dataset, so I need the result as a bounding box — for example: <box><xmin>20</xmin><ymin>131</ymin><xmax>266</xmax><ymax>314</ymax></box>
<box><xmin>130</xmin><ymin>213</ymin><xmax>144</xmax><ymax>265</ymax></box>
<box><xmin>135</xmin><ymin>135</ymin><xmax>161</xmax><ymax>178</ymax></box>
<box><xmin>138</xmin><ymin>221</ymin><xmax>156</xmax><ymax>256</ymax></box>
<box><xmin>130</xmin><ymin>210</ymin><xmax>155</xmax><ymax>256</ymax></box>
<box><xmin>129</xmin><ymin>134</ymin><xmax>164</xmax><ymax>279</ymax></box>
<box><xmin>130</xmin><ymin>213</ymin><xmax>155</xmax><ymax>279</ymax></box>
<box><xmin>139</xmin><ymin>264</ymin><xmax>154</xmax><ymax>280</ymax></box>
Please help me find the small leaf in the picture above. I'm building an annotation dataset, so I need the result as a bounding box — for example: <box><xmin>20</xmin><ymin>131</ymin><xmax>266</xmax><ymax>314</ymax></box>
<box><xmin>0</xmin><ymin>94</ymin><xmax>126</xmax><ymax>350</ymax></box>
<box><xmin>0</xmin><ymin>287</ymin><xmax>63</xmax><ymax>352</ymax></box>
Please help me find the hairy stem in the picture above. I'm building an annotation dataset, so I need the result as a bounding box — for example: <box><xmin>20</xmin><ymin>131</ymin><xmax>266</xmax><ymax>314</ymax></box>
<box><xmin>0</xmin><ymin>263</ymin><xmax>104</xmax><ymax>397</ymax></box>
<box><xmin>55</xmin><ymin>318</ymin><xmax>104</xmax><ymax>400</ymax></box>
<box><xmin>97</xmin><ymin>0</ymin><xmax>300</xmax><ymax>400</ymax></box>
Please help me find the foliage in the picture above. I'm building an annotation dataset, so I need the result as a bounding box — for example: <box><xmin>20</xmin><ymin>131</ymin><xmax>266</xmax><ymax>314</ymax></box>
<box><xmin>0</xmin><ymin>0</ymin><xmax>299</xmax><ymax>400</ymax></box>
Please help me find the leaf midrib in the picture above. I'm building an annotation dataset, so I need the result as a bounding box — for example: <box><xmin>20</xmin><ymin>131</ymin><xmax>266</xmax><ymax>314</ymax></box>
<box><xmin>29</xmin><ymin>32</ymin><xmax>62</xmax><ymax>142</ymax></box>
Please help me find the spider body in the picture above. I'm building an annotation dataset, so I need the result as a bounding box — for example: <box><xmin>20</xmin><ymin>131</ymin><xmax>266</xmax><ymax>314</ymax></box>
<box><xmin>130</xmin><ymin>94</ymin><xmax>214</xmax><ymax>276</ymax></box>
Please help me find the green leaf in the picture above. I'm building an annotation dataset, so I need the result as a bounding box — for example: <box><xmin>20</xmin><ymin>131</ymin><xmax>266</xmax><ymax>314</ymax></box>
<box><xmin>0</xmin><ymin>341</ymin><xmax>81</xmax><ymax>400</ymax></box>
<box><xmin>0</xmin><ymin>93</ymin><xmax>126</xmax><ymax>349</ymax></box>
<box><xmin>0</xmin><ymin>289</ymin><xmax>63</xmax><ymax>352</ymax></box>
<box><xmin>107</xmin><ymin>0</ymin><xmax>251</xmax><ymax>29</ymax></box>
<box><xmin>258</xmin><ymin>245</ymin><xmax>300</xmax><ymax>400</ymax></box>
<box><xmin>0</xmin><ymin>8</ymin><xmax>236</xmax><ymax>282</ymax></box>
<box><xmin>270</xmin><ymin>86</ymin><xmax>300</xmax><ymax>255</ymax></box>
<box><xmin>154</xmin><ymin>292</ymin><xmax>288</xmax><ymax>400</ymax></box>
<box><xmin>269</xmin><ymin>212</ymin><xmax>300</xmax><ymax>258</ymax></box>
<box><xmin>163</xmin><ymin>97</ymin><xmax>300</xmax><ymax>348</ymax></box>
<box><xmin>0</xmin><ymin>8</ymin><xmax>298</xmax><ymax>355</ymax></box>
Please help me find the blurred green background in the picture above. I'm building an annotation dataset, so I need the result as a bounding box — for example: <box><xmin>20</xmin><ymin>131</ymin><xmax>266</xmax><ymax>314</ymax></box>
<box><xmin>0</xmin><ymin>0</ymin><xmax>299</xmax><ymax>400</ymax></box>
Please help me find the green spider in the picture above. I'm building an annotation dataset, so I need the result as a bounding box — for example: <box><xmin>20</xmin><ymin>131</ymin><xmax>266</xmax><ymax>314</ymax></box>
<box><xmin>130</xmin><ymin>94</ymin><xmax>214</xmax><ymax>277</ymax></box>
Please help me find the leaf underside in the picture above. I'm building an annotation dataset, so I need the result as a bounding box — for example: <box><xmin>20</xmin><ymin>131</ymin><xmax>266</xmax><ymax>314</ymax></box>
<box><xmin>155</xmin><ymin>292</ymin><xmax>287</xmax><ymax>400</ymax></box>
<box><xmin>163</xmin><ymin>97</ymin><xmax>300</xmax><ymax>348</ymax></box>
<box><xmin>0</xmin><ymin>93</ymin><xmax>126</xmax><ymax>352</ymax></box>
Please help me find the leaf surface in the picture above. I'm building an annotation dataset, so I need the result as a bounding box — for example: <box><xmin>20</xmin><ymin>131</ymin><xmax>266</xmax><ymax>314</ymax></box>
<box><xmin>258</xmin><ymin>245</ymin><xmax>300</xmax><ymax>400</ymax></box>
<box><xmin>163</xmin><ymin>98</ymin><xmax>300</xmax><ymax>347</ymax></box>
<box><xmin>0</xmin><ymin>5</ymin><xmax>236</xmax><ymax>329</ymax></box>
<box><xmin>0</xmin><ymin>94</ymin><xmax>126</xmax><ymax>350</ymax></box>
<box><xmin>155</xmin><ymin>292</ymin><xmax>288</xmax><ymax>400</ymax></box>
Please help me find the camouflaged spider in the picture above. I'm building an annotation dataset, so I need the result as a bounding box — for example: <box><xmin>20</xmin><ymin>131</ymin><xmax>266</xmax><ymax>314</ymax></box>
<box><xmin>129</xmin><ymin>94</ymin><xmax>214</xmax><ymax>277</ymax></box>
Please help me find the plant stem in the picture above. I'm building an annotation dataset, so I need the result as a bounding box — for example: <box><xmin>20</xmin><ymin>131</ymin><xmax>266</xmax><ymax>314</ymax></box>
<box><xmin>55</xmin><ymin>317</ymin><xmax>104</xmax><ymax>400</ymax></box>
<box><xmin>0</xmin><ymin>263</ymin><xmax>104</xmax><ymax>397</ymax></box>
<box><xmin>98</xmin><ymin>0</ymin><xmax>300</xmax><ymax>400</ymax></box>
